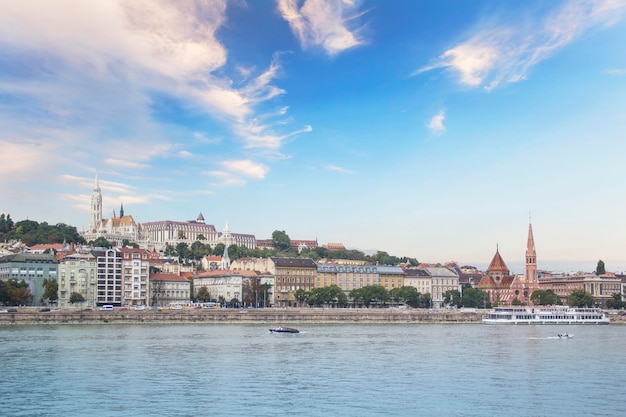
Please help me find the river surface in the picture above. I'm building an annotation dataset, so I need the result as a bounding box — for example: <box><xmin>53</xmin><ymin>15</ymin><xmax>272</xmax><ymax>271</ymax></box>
<box><xmin>0</xmin><ymin>323</ymin><xmax>623</xmax><ymax>416</ymax></box>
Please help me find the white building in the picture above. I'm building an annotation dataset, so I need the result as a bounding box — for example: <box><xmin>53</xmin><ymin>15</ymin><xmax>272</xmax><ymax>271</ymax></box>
<box><xmin>403</xmin><ymin>268</ymin><xmax>432</xmax><ymax>296</ymax></box>
<box><xmin>424</xmin><ymin>266</ymin><xmax>460</xmax><ymax>308</ymax></box>
<box><xmin>120</xmin><ymin>248</ymin><xmax>149</xmax><ymax>306</ymax></box>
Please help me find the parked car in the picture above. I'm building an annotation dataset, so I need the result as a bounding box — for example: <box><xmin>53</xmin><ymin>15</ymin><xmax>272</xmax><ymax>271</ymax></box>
<box><xmin>7</xmin><ymin>308</ymin><xmax>17</xmax><ymax>313</ymax></box>
<box><xmin>39</xmin><ymin>308</ymin><xmax>51</xmax><ymax>312</ymax></box>
<box><xmin>133</xmin><ymin>305</ymin><xmax>146</xmax><ymax>311</ymax></box>
<box><xmin>0</xmin><ymin>309</ymin><xmax>8</xmax><ymax>313</ymax></box>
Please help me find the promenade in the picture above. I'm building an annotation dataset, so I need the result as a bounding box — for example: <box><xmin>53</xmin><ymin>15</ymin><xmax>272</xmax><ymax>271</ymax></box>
<box><xmin>0</xmin><ymin>307</ymin><xmax>484</xmax><ymax>325</ymax></box>
<box><xmin>3</xmin><ymin>307</ymin><xmax>624</xmax><ymax>325</ymax></box>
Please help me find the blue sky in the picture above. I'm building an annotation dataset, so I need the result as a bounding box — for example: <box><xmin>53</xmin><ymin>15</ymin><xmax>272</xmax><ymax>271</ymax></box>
<box><xmin>1</xmin><ymin>0</ymin><xmax>625</xmax><ymax>273</ymax></box>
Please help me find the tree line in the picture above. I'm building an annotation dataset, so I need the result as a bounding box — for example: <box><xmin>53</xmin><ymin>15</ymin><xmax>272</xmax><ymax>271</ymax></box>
<box><xmin>0</xmin><ymin>214</ymin><xmax>85</xmax><ymax>246</ymax></box>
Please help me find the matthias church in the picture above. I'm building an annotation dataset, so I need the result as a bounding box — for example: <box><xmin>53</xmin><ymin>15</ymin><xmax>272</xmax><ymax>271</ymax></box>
<box><xmin>82</xmin><ymin>172</ymin><xmax>256</xmax><ymax>251</ymax></box>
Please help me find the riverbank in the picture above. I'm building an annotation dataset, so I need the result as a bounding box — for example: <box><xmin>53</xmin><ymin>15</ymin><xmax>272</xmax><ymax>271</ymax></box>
<box><xmin>2</xmin><ymin>307</ymin><xmax>624</xmax><ymax>325</ymax></box>
<box><xmin>0</xmin><ymin>307</ymin><xmax>484</xmax><ymax>325</ymax></box>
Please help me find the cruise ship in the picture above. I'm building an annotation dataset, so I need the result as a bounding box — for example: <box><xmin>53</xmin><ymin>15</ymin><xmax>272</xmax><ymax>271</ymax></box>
<box><xmin>482</xmin><ymin>306</ymin><xmax>610</xmax><ymax>325</ymax></box>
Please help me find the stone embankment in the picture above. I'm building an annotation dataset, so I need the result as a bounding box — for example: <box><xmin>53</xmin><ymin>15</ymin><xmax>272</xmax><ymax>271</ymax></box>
<box><xmin>2</xmin><ymin>308</ymin><xmax>624</xmax><ymax>325</ymax></box>
<box><xmin>0</xmin><ymin>307</ymin><xmax>484</xmax><ymax>325</ymax></box>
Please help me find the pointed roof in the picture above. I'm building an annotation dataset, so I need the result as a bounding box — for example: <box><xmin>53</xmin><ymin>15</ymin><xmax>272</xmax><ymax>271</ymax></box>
<box><xmin>197</xmin><ymin>212</ymin><xmax>205</xmax><ymax>222</ymax></box>
<box><xmin>487</xmin><ymin>246</ymin><xmax>510</xmax><ymax>274</ymax></box>
<box><xmin>94</xmin><ymin>170</ymin><xmax>101</xmax><ymax>191</ymax></box>
<box><xmin>223</xmin><ymin>221</ymin><xmax>230</xmax><ymax>233</ymax></box>
<box><xmin>526</xmin><ymin>222</ymin><xmax>536</xmax><ymax>256</ymax></box>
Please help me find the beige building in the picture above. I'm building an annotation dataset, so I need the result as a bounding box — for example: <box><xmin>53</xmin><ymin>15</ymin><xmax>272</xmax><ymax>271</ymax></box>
<box><xmin>403</xmin><ymin>268</ymin><xmax>432</xmax><ymax>295</ymax></box>
<box><xmin>539</xmin><ymin>274</ymin><xmax>622</xmax><ymax>307</ymax></box>
<box><xmin>193</xmin><ymin>270</ymin><xmax>274</xmax><ymax>307</ymax></box>
<box><xmin>149</xmin><ymin>273</ymin><xmax>191</xmax><ymax>307</ymax></box>
<box><xmin>271</xmin><ymin>257</ymin><xmax>317</xmax><ymax>307</ymax></box>
<box><xmin>57</xmin><ymin>252</ymin><xmax>97</xmax><ymax>307</ymax></box>
<box><xmin>316</xmin><ymin>263</ymin><xmax>380</xmax><ymax>293</ymax></box>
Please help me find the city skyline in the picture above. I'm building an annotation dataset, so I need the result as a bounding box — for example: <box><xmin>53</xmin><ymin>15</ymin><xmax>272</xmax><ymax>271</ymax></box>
<box><xmin>1</xmin><ymin>1</ymin><xmax>625</xmax><ymax>272</ymax></box>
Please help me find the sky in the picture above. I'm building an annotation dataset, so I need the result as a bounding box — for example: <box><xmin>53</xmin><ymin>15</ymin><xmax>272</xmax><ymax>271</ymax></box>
<box><xmin>1</xmin><ymin>0</ymin><xmax>625</xmax><ymax>274</ymax></box>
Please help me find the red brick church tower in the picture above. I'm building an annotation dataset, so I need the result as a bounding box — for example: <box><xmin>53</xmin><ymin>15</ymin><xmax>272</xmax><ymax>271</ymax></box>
<box><xmin>524</xmin><ymin>219</ymin><xmax>539</xmax><ymax>304</ymax></box>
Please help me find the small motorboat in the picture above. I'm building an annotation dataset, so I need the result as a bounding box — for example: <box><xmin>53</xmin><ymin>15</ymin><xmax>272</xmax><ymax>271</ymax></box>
<box><xmin>269</xmin><ymin>326</ymin><xmax>299</xmax><ymax>334</ymax></box>
<box><xmin>557</xmin><ymin>333</ymin><xmax>573</xmax><ymax>339</ymax></box>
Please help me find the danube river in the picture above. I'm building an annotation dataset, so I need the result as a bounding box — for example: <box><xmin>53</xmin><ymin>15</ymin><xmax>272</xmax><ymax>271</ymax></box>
<box><xmin>1</xmin><ymin>323</ymin><xmax>623</xmax><ymax>416</ymax></box>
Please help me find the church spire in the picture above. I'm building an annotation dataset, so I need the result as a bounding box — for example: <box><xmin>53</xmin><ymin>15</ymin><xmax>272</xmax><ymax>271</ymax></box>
<box><xmin>120</xmin><ymin>202</ymin><xmax>124</xmax><ymax>218</ymax></box>
<box><xmin>89</xmin><ymin>170</ymin><xmax>103</xmax><ymax>232</ymax></box>
<box><xmin>525</xmin><ymin>218</ymin><xmax>539</xmax><ymax>301</ymax></box>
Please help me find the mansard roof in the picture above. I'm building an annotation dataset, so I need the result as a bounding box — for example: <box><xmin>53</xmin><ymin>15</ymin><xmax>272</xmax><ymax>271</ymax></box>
<box><xmin>271</xmin><ymin>257</ymin><xmax>317</xmax><ymax>268</ymax></box>
<box><xmin>487</xmin><ymin>249</ymin><xmax>510</xmax><ymax>274</ymax></box>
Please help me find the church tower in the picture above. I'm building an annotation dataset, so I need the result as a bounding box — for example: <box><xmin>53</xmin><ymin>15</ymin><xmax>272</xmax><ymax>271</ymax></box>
<box><xmin>89</xmin><ymin>171</ymin><xmax>103</xmax><ymax>232</ymax></box>
<box><xmin>525</xmin><ymin>219</ymin><xmax>539</xmax><ymax>302</ymax></box>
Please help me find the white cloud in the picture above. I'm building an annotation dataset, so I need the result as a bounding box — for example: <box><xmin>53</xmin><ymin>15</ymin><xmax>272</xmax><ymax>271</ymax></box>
<box><xmin>326</xmin><ymin>165</ymin><xmax>354</xmax><ymax>174</ymax></box>
<box><xmin>0</xmin><ymin>139</ymin><xmax>56</xmax><ymax>182</ymax></box>
<box><xmin>221</xmin><ymin>160</ymin><xmax>269</xmax><ymax>179</ymax></box>
<box><xmin>104</xmin><ymin>158</ymin><xmax>151</xmax><ymax>169</ymax></box>
<box><xmin>0</xmin><ymin>0</ymin><xmax>307</xmax><ymax>174</ymax></box>
<box><xmin>203</xmin><ymin>159</ymin><xmax>269</xmax><ymax>188</ymax></box>
<box><xmin>605</xmin><ymin>68</ymin><xmax>626</xmax><ymax>76</ymax></box>
<box><xmin>415</xmin><ymin>0</ymin><xmax>626</xmax><ymax>90</ymax></box>
<box><xmin>427</xmin><ymin>111</ymin><xmax>446</xmax><ymax>135</ymax></box>
<box><xmin>277</xmin><ymin>0</ymin><xmax>366</xmax><ymax>55</ymax></box>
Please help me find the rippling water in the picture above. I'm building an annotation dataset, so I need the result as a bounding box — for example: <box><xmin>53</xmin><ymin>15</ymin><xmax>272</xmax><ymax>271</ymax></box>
<box><xmin>1</xmin><ymin>323</ymin><xmax>623</xmax><ymax>416</ymax></box>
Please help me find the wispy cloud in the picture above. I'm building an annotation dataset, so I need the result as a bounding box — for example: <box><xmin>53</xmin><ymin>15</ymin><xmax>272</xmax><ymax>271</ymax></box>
<box><xmin>204</xmin><ymin>159</ymin><xmax>270</xmax><ymax>188</ymax></box>
<box><xmin>605</xmin><ymin>68</ymin><xmax>626</xmax><ymax>76</ymax></box>
<box><xmin>0</xmin><ymin>0</ymin><xmax>309</xmax><ymax>183</ymax></box>
<box><xmin>427</xmin><ymin>111</ymin><xmax>446</xmax><ymax>135</ymax></box>
<box><xmin>326</xmin><ymin>165</ymin><xmax>354</xmax><ymax>174</ymax></box>
<box><xmin>415</xmin><ymin>0</ymin><xmax>626</xmax><ymax>90</ymax></box>
<box><xmin>0</xmin><ymin>139</ymin><xmax>57</xmax><ymax>184</ymax></box>
<box><xmin>277</xmin><ymin>0</ymin><xmax>366</xmax><ymax>55</ymax></box>
<box><xmin>221</xmin><ymin>160</ymin><xmax>269</xmax><ymax>179</ymax></box>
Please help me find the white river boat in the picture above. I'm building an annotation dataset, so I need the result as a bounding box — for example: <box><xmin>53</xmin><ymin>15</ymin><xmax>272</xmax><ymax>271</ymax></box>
<box><xmin>482</xmin><ymin>306</ymin><xmax>609</xmax><ymax>325</ymax></box>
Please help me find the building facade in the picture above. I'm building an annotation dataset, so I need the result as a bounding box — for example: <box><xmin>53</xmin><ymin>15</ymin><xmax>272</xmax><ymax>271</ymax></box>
<box><xmin>271</xmin><ymin>257</ymin><xmax>317</xmax><ymax>307</ymax></box>
<box><xmin>316</xmin><ymin>263</ymin><xmax>381</xmax><ymax>293</ymax></box>
<box><xmin>120</xmin><ymin>248</ymin><xmax>149</xmax><ymax>306</ymax></box>
<box><xmin>424</xmin><ymin>266</ymin><xmax>460</xmax><ymax>308</ymax></box>
<box><xmin>403</xmin><ymin>268</ymin><xmax>432</xmax><ymax>295</ymax></box>
<box><xmin>93</xmin><ymin>248</ymin><xmax>122</xmax><ymax>306</ymax></box>
<box><xmin>57</xmin><ymin>252</ymin><xmax>97</xmax><ymax>307</ymax></box>
<box><xmin>149</xmin><ymin>273</ymin><xmax>191</xmax><ymax>307</ymax></box>
<box><xmin>0</xmin><ymin>253</ymin><xmax>58</xmax><ymax>306</ymax></box>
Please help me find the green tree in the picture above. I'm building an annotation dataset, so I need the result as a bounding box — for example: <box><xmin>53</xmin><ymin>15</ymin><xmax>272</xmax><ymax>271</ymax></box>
<box><xmin>69</xmin><ymin>292</ymin><xmax>85</xmax><ymax>304</ymax></box>
<box><xmin>191</xmin><ymin>241</ymin><xmax>210</xmax><ymax>260</ymax></box>
<box><xmin>308</xmin><ymin>286</ymin><xmax>346</xmax><ymax>307</ymax></box>
<box><xmin>294</xmin><ymin>288</ymin><xmax>308</xmax><ymax>306</ymax></box>
<box><xmin>567</xmin><ymin>289</ymin><xmax>597</xmax><ymax>308</ymax></box>
<box><xmin>42</xmin><ymin>278</ymin><xmax>58</xmax><ymax>304</ymax></box>
<box><xmin>5</xmin><ymin>279</ymin><xmax>32</xmax><ymax>305</ymax></box>
<box><xmin>417</xmin><ymin>293</ymin><xmax>432</xmax><ymax>308</ymax></box>
<box><xmin>390</xmin><ymin>286</ymin><xmax>420</xmax><ymax>308</ymax></box>
<box><xmin>212</xmin><ymin>243</ymin><xmax>225</xmax><ymax>256</ymax></box>
<box><xmin>444</xmin><ymin>289</ymin><xmax>461</xmax><ymax>307</ymax></box>
<box><xmin>121</xmin><ymin>239</ymin><xmax>138</xmax><ymax>248</ymax></box>
<box><xmin>350</xmin><ymin>285</ymin><xmax>388</xmax><ymax>308</ymax></box>
<box><xmin>175</xmin><ymin>242</ymin><xmax>190</xmax><ymax>262</ymax></box>
<box><xmin>92</xmin><ymin>237</ymin><xmax>113</xmax><ymax>248</ymax></box>
<box><xmin>460</xmin><ymin>287</ymin><xmax>490</xmax><ymax>308</ymax></box>
<box><xmin>272</xmin><ymin>230</ymin><xmax>291</xmax><ymax>251</ymax></box>
<box><xmin>195</xmin><ymin>286</ymin><xmax>211</xmax><ymax>302</ymax></box>
<box><xmin>531</xmin><ymin>289</ymin><xmax>560</xmax><ymax>306</ymax></box>
<box><xmin>595</xmin><ymin>260</ymin><xmax>606</xmax><ymax>275</ymax></box>
<box><xmin>605</xmin><ymin>293</ymin><xmax>624</xmax><ymax>310</ymax></box>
